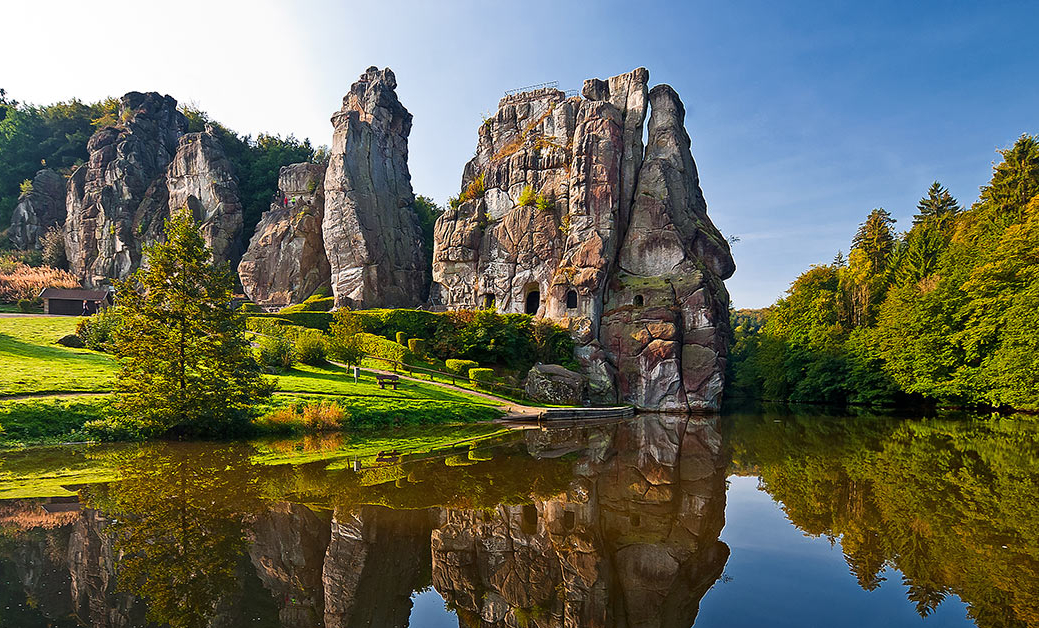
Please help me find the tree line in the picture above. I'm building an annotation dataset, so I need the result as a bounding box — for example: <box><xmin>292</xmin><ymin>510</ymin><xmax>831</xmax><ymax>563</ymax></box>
<box><xmin>730</xmin><ymin>134</ymin><xmax>1039</xmax><ymax>410</ymax></box>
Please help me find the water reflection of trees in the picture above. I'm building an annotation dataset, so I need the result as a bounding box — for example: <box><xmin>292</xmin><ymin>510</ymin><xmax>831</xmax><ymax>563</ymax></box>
<box><xmin>83</xmin><ymin>444</ymin><xmax>266</xmax><ymax>628</ymax></box>
<box><xmin>731</xmin><ymin>411</ymin><xmax>1039</xmax><ymax>627</ymax></box>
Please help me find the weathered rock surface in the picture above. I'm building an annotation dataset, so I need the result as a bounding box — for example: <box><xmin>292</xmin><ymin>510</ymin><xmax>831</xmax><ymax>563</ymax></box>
<box><xmin>432</xmin><ymin>69</ymin><xmax>735</xmax><ymax>410</ymax></box>
<box><xmin>9</xmin><ymin>169</ymin><xmax>66</xmax><ymax>250</ymax></box>
<box><xmin>239</xmin><ymin>163</ymin><xmax>330</xmax><ymax>307</ymax></box>
<box><xmin>525</xmin><ymin>363</ymin><xmax>588</xmax><ymax>405</ymax></box>
<box><xmin>65</xmin><ymin>91</ymin><xmax>186</xmax><ymax>286</ymax></box>
<box><xmin>64</xmin><ymin>94</ymin><xmax>245</xmax><ymax>286</ymax></box>
<box><xmin>322</xmin><ymin>66</ymin><xmax>427</xmax><ymax>308</ymax></box>
<box><xmin>161</xmin><ymin>127</ymin><xmax>244</xmax><ymax>267</ymax></box>
<box><xmin>601</xmin><ymin>85</ymin><xmax>734</xmax><ymax>411</ymax></box>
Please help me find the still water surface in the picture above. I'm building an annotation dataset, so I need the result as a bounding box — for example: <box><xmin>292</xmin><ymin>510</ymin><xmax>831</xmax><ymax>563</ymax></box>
<box><xmin>1</xmin><ymin>408</ymin><xmax>1036</xmax><ymax>627</ymax></box>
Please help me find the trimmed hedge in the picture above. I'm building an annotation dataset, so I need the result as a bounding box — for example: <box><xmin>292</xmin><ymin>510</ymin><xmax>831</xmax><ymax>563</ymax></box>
<box><xmin>408</xmin><ymin>338</ymin><xmax>427</xmax><ymax>356</ymax></box>
<box><xmin>396</xmin><ymin>331</ymin><xmax>408</xmax><ymax>345</ymax></box>
<box><xmin>252</xmin><ymin>311</ymin><xmax>334</xmax><ymax>332</ymax></box>
<box><xmin>468</xmin><ymin>368</ymin><xmax>495</xmax><ymax>387</ymax></box>
<box><xmin>279</xmin><ymin>294</ymin><xmax>335</xmax><ymax>314</ymax></box>
<box><xmin>446</xmin><ymin>359</ymin><xmax>479</xmax><ymax>375</ymax></box>
<box><xmin>356</xmin><ymin>332</ymin><xmax>413</xmax><ymax>363</ymax></box>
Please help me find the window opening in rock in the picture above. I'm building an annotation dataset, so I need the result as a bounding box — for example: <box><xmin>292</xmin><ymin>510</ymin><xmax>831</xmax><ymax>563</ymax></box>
<box><xmin>633</xmin><ymin>294</ymin><xmax>644</xmax><ymax>307</ymax></box>
<box><xmin>482</xmin><ymin>293</ymin><xmax>495</xmax><ymax>309</ymax></box>
<box><xmin>525</xmin><ymin>289</ymin><xmax>540</xmax><ymax>315</ymax></box>
<box><xmin>565</xmin><ymin>290</ymin><xmax>578</xmax><ymax>309</ymax></box>
<box><xmin>564</xmin><ymin>510</ymin><xmax>576</xmax><ymax>530</ymax></box>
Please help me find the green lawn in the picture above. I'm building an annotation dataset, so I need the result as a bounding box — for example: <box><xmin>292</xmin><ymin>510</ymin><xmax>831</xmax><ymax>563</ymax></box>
<box><xmin>0</xmin><ymin>316</ymin><xmax>118</xmax><ymax>395</ymax></box>
<box><xmin>0</xmin><ymin>316</ymin><xmax>506</xmax><ymax>448</ymax></box>
<box><xmin>275</xmin><ymin>362</ymin><xmax>498</xmax><ymax>406</ymax></box>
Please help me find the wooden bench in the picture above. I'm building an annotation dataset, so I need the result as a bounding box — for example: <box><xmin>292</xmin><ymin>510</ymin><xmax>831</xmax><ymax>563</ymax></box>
<box><xmin>376</xmin><ymin>373</ymin><xmax>400</xmax><ymax>390</ymax></box>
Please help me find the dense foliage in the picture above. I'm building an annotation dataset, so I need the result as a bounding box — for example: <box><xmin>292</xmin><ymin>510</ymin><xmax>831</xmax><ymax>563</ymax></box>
<box><xmin>112</xmin><ymin>211</ymin><xmax>272</xmax><ymax>437</ymax></box>
<box><xmin>732</xmin><ymin>135</ymin><xmax>1039</xmax><ymax>409</ymax></box>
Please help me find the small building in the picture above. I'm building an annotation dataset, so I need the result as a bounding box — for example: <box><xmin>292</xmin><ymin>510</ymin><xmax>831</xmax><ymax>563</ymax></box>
<box><xmin>39</xmin><ymin>287</ymin><xmax>113</xmax><ymax>316</ymax></box>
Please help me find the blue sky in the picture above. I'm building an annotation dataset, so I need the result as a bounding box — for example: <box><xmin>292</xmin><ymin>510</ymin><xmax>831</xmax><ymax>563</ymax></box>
<box><xmin>4</xmin><ymin>0</ymin><xmax>1036</xmax><ymax>307</ymax></box>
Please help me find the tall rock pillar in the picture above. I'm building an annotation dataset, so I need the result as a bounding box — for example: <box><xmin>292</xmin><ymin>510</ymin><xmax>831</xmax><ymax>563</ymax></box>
<box><xmin>322</xmin><ymin>66</ymin><xmax>427</xmax><ymax>309</ymax></box>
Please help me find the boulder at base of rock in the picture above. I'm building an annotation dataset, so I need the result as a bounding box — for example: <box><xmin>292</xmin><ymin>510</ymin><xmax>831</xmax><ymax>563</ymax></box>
<box><xmin>58</xmin><ymin>334</ymin><xmax>85</xmax><ymax>348</ymax></box>
<box><xmin>524</xmin><ymin>363</ymin><xmax>588</xmax><ymax>405</ymax></box>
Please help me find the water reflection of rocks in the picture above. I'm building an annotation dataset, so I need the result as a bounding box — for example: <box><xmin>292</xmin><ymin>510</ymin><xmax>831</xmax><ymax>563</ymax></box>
<box><xmin>0</xmin><ymin>415</ymin><xmax>728</xmax><ymax>628</ymax></box>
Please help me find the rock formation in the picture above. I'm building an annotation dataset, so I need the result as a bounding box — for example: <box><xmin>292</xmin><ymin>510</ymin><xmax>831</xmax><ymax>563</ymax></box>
<box><xmin>162</xmin><ymin>127</ymin><xmax>245</xmax><ymax>266</ymax></box>
<box><xmin>432</xmin><ymin>68</ymin><xmax>735</xmax><ymax>411</ymax></box>
<box><xmin>322</xmin><ymin>66</ymin><xmax>427</xmax><ymax>308</ymax></box>
<box><xmin>239</xmin><ymin>163</ymin><xmax>330</xmax><ymax>307</ymax></box>
<box><xmin>65</xmin><ymin>91</ymin><xmax>186</xmax><ymax>285</ymax></box>
<box><xmin>64</xmin><ymin>93</ymin><xmax>244</xmax><ymax>286</ymax></box>
<box><xmin>8</xmin><ymin>168</ymin><xmax>65</xmax><ymax>250</ymax></box>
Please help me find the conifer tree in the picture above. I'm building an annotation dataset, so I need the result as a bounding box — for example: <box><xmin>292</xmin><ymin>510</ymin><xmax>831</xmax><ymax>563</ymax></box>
<box><xmin>114</xmin><ymin>209</ymin><xmax>272</xmax><ymax>436</ymax></box>
<box><xmin>913</xmin><ymin>182</ymin><xmax>960</xmax><ymax>225</ymax></box>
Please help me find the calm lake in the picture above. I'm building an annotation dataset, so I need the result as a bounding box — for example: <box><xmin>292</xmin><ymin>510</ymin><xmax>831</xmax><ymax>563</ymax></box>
<box><xmin>1</xmin><ymin>407</ymin><xmax>1036</xmax><ymax>627</ymax></box>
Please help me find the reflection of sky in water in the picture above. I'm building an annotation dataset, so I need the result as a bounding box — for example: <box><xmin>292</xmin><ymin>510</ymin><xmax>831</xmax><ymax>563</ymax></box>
<box><xmin>696</xmin><ymin>475</ymin><xmax>975</xmax><ymax>628</ymax></box>
<box><xmin>409</xmin><ymin>588</ymin><xmax>457</xmax><ymax>627</ymax></box>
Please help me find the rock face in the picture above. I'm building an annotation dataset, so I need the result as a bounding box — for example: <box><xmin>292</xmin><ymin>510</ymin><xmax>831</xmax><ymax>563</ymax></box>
<box><xmin>64</xmin><ymin>94</ymin><xmax>244</xmax><ymax>286</ymax></box>
<box><xmin>65</xmin><ymin>92</ymin><xmax>186</xmax><ymax>286</ymax></box>
<box><xmin>239</xmin><ymin>163</ymin><xmax>330</xmax><ymax>307</ymax></box>
<box><xmin>162</xmin><ymin>127</ymin><xmax>245</xmax><ymax>267</ymax></box>
<box><xmin>9</xmin><ymin>169</ymin><xmax>66</xmax><ymax>250</ymax></box>
<box><xmin>600</xmin><ymin>85</ymin><xmax>734</xmax><ymax>412</ymax></box>
<box><xmin>525</xmin><ymin>363</ymin><xmax>588</xmax><ymax>405</ymax></box>
<box><xmin>322</xmin><ymin>67</ymin><xmax>427</xmax><ymax>308</ymax></box>
<box><xmin>432</xmin><ymin>69</ymin><xmax>735</xmax><ymax>411</ymax></box>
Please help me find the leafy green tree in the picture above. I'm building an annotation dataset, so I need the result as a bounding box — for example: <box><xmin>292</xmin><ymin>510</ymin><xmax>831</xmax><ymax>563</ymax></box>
<box><xmin>328</xmin><ymin>309</ymin><xmax>365</xmax><ymax>366</ymax></box>
<box><xmin>113</xmin><ymin>209</ymin><xmax>272</xmax><ymax>436</ymax></box>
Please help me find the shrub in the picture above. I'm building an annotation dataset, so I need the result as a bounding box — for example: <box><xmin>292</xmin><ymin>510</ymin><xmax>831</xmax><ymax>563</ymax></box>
<box><xmin>258</xmin><ymin>335</ymin><xmax>295</xmax><ymax>370</ymax></box>
<box><xmin>517</xmin><ymin>185</ymin><xmax>536</xmax><ymax>207</ymax></box>
<box><xmin>396</xmin><ymin>331</ymin><xmax>407</xmax><ymax>345</ymax></box>
<box><xmin>274</xmin><ymin>311</ymin><xmax>333</xmax><ymax>331</ymax></box>
<box><xmin>0</xmin><ymin>262</ymin><xmax>79</xmax><ymax>302</ymax></box>
<box><xmin>75</xmin><ymin>308</ymin><xmax>122</xmax><ymax>351</ymax></box>
<box><xmin>40</xmin><ymin>227</ymin><xmax>67</xmax><ymax>269</ymax></box>
<box><xmin>17</xmin><ymin>298</ymin><xmax>34</xmax><ymax>313</ymax></box>
<box><xmin>535</xmin><ymin>193</ymin><xmax>553</xmax><ymax>213</ymax></box>
<box><xmin>408</xmin><ymin>337</ymin><xmax>427</xmax><ymax>356</ymax></box>
<box><xmin>446</xmin><ymin>359</ymin><xmax>479</xmax><ymax>375</ymax></box>
<box><xmin>294</xmin><ymin>329</ymin><xmax>327</xmax><ymax>365</ymax></box>
<box><xmin>468</xmin><ymin>367</ymin><xmax>495</xmax><ymax>387</ymax></box>
<box><xmin>246</xmin><ymin>316</ymin><xmax>297</xmax><ymax>337</ymax></box>
<box><xmin>260</xmin><ymin>400</ymin><xmax>343</xmax><ymax>431</ymax></box>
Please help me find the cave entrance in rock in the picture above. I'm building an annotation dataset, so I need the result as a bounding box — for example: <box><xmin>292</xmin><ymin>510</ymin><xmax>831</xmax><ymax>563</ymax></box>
<box><xmin>524</xmin><ymin>285</ymin><xmax>540</xmax><ymax>315</ymax></box>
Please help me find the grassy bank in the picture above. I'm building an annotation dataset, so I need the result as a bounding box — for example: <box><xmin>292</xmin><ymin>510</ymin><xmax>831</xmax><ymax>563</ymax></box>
<box><xmin>0</xmin><ymin>316</ymin><xmax>505</xmax><ymax>448</ymax></box>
